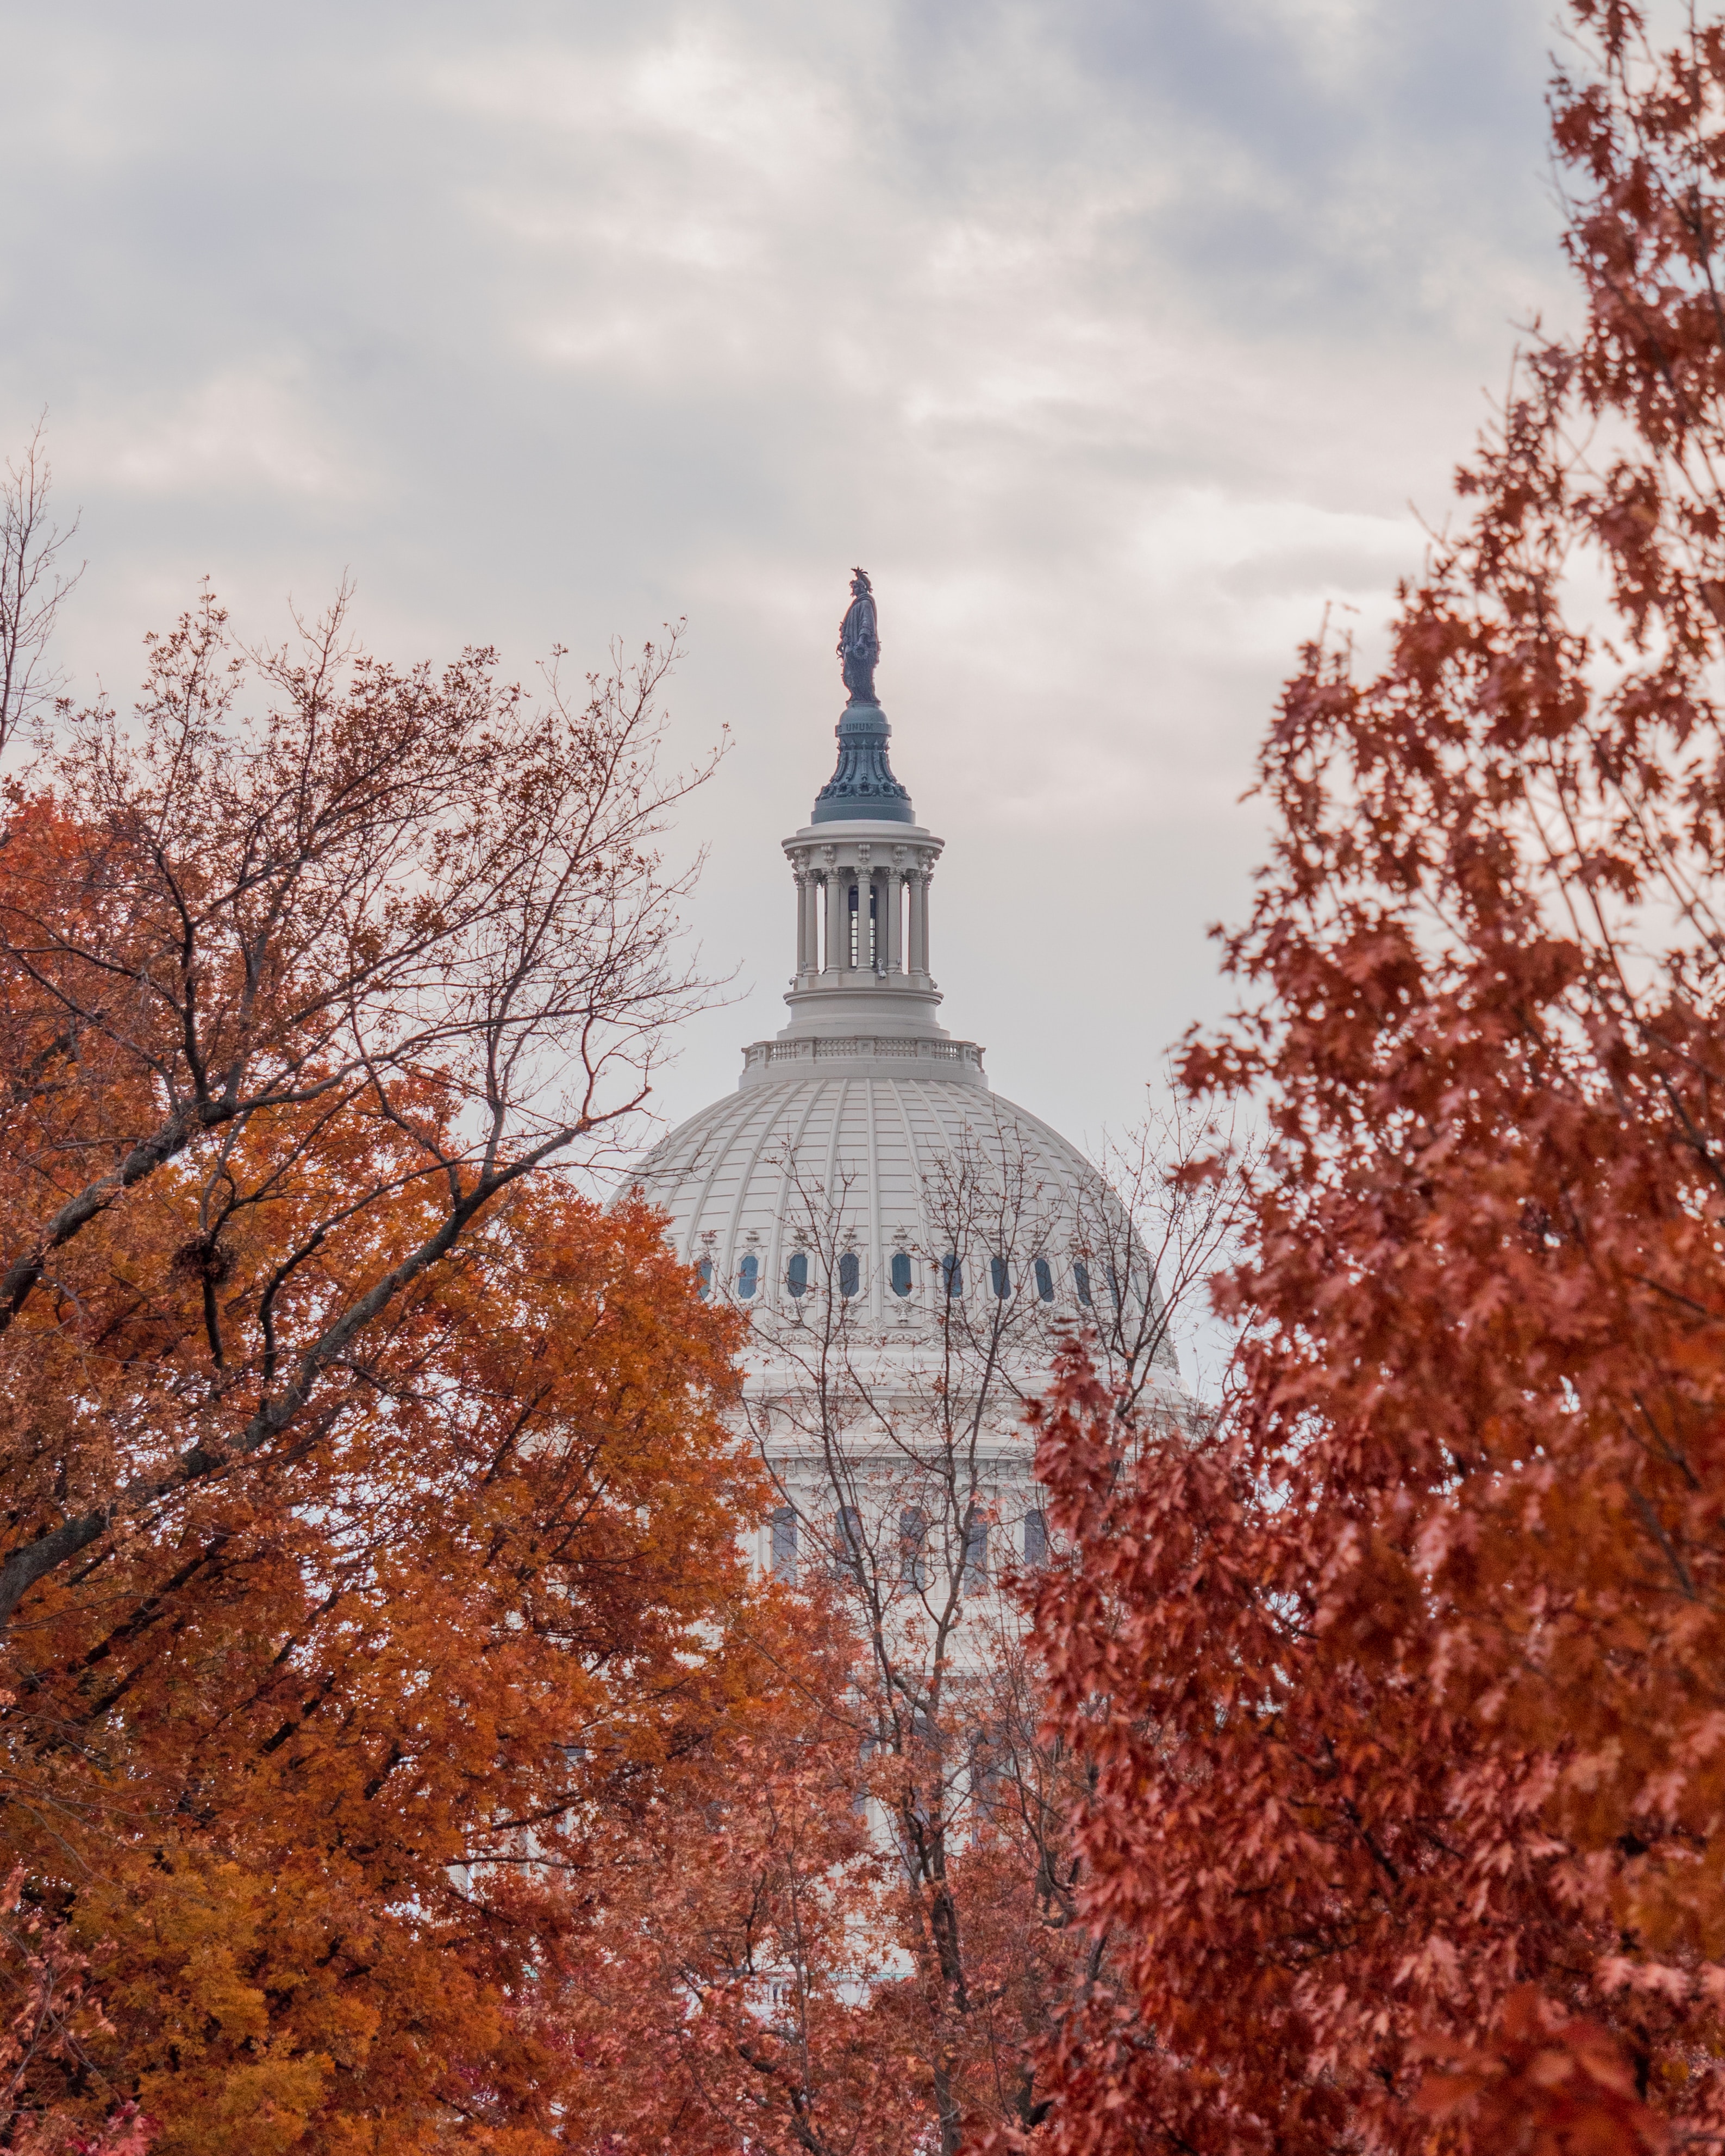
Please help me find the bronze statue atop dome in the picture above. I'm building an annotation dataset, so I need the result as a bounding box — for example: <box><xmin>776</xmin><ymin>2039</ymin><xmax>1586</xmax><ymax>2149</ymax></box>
<box><xmin>837</xmin><ymin>567</ymin><xmax>880</xmax><ymax>705</ymax></box>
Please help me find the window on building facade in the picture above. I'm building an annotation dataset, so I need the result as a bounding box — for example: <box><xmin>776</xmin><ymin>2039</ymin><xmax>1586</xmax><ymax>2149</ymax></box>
<box><xmin>1034</xmin><ymin>1255</ymin><xmax>1053</xmax><ymax>1302</ymax></box>
<box><xmin>1023</xmin><ymin>1508</ymin><xmax>1048</xmax><ymax>1567</ymax></box>
<box><xmin>738</xmin><ymin>1252</ymin><xmax>759</xmax><ymax>1299</ymax></box>
<box><xmin>787</xmin><ymin>1251</ymin><xmax>809</xmax><ymax>1297</ymax></box>
<box><xmin>941</xmin><ymin>1252</ymin><xmax>963</xmax><ymax>1297</ymax></box>
<box><xmin>697</xmin><ymin>1257</ymin><xmax>713</xmax><ymax>1298</ymax></box>
<box><xmin>990</xmin><ymin>1255</ymin><xmax>1010</xmax><ymax>1298</ymax></box>
<box><xmin>968</xmin><ymin>1728</ymin><xmax>1002</xmax><ymax>1827</ymax></box>
<box><xmin>855</xmin><ymin>1735</ymin><xmax>875</xmax><ymax>1820</ymax></box>
<box><xmin>839</xmin><ymin>1249</ymin><xmax>860</xmax><ymax>1298</ymax></box>
<box><xmin>771</xmin><ymin>1506</ymin><xmax>798</xmax><ymax>1580</ymax></box>
<box><xmin>890</xmin><ymin>1250</ymin><xmax>913</xmax><ymax>1296</ymax></box>
<box><xmin>899</xmin><ymin>1506</ymin><xmax>928</xmax><ymax>1590</ymax></box>
<box><xmin>961</xmin><ymin>1508</ymin><xmax>988</xmax><ymax>1593</ymax></box>
<box><xmin>833</xmin><ymin>1503</ymin><xmax>864</xmax><ymax>1583</ymax></box>
<box><xmin>1073</xmin><ymin>1260</ymin><xmax>1092</xmax><ymax>1306</ymax></box>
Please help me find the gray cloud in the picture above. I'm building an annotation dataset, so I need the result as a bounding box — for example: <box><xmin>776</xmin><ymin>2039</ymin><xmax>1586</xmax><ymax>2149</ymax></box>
<box><xmin>0</xmin><ymin>0</ymin><xmax>1561</xmax><ymax>1155</ymax></box>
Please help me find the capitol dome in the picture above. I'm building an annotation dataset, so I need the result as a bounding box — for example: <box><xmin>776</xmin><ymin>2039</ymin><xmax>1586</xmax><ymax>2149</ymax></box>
<box><xmin>629</xmin><ymin>572</ymin><xmax>1172</xmax><ymax>1408</ymax></box>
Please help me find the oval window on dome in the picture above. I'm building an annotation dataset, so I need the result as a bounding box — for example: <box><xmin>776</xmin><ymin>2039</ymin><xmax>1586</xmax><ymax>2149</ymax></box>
<box><xmin>1073</xmin><ymin>1261</ymin><xmax>1092</xmax><ymax>1307</ymax></box>
<box><xmin>738</xmin><ymin>1252</ymin><xmax>759</xmax><ymax>1299</ymax></box>
<box><xmin>990</xmin><ymin>1255</ymin><xmax>1010</xmax><ymax>1299</ymax></box>
<box><xmin>697</xmin><ymin>1258</ymin><xmax>714</xmax><ymax>1299</ymax></box>
<box><xmin>788</xmin><ymin>1251</ymin><xmax>809</xmax><ymax>1297</ymax></box>
<box><xmin>1033</xmin><ymin>1256</ymin><xmax>1053</xmax><ymax>1303</ymax></box>
<box><xmin>839</xmin><ymin>1250</ymin><xmax>860</xmax><ymax>1298</ymax></box>
<box><xmin>890</xmin><ymin>1251</ymin><xmax>913</xmax><ymax>1297</ymax></box>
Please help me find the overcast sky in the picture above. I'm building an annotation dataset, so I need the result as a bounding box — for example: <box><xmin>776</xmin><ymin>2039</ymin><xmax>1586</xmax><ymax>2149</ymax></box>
<box><xmin>1</xmin><ymin>0</ymin><xmax>1566</xmax><ymax>1162</ymax></box>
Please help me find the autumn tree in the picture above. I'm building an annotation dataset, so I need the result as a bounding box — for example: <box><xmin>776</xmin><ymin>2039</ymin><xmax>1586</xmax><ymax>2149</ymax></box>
<box><xmin>1027</xmin><ymin>7</ymin><xmax>1725</xmax><ymax>2154</ymax></box>
<box><xmin>0</xmin><ymin>582</ymin><xmax>728</xmax><ymax>1612</ymax></box>
<box><xmin>0</xmin><ymin>580</ymin><xmax>837</xmax><ymax>2151</ymax></box>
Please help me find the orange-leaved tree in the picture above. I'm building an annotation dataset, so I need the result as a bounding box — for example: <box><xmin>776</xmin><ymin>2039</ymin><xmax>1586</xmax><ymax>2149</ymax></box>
<box><xmin>9</xmin><ymin>1159</ymin><xmax>780</xmax><ymax>2151</ymax></box>
<box><xmin>1027</xmin><ymin>7</ymin><xmax>1725</xmax><ymax>2154</ymax></box>
<box><xmin>0</xmin><ymin>587</ymin><xmax>829</xmax><ymax>2150</ymax></box>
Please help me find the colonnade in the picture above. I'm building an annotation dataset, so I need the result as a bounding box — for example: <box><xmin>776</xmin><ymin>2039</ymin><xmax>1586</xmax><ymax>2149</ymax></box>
<box><xmin>793</xmin><ymin>864</ymin><xmax>932</xmax><ymax>982</ymax></box>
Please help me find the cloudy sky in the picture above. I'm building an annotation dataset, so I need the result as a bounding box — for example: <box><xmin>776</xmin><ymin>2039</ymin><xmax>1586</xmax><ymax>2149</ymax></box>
<box><xmin>1</xmin><ymin>0</ymin><xmax>1566</xmax><ymax>1161</ymax></box>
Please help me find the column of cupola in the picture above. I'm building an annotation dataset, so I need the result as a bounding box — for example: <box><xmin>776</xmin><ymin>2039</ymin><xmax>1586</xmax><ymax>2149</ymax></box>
<box><xmin>907</xmin><ymin>866</ymin><xmax>929</xmax><ymax>977</ymax></box>
<box><xmin>824</xmin><ymin>871</ymin><xmax>846</xmax><ymax>978</ymax></box>
<box><xmin>791</xmin><ymin>849</ymin><xmax>937</xmax><ymax>982</ymax></box>
<box><xmin>796</xmin><ymin>865</ymin><xmax>823</xmax><ymax>984</ymax></box>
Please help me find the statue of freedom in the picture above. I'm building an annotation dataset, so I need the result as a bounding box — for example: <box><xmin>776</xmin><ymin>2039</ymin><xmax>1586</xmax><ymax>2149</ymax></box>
<box><xmin>837</xmin><ymin>568</ymin><xmax>880</xmax><ymax>704</ymax></box>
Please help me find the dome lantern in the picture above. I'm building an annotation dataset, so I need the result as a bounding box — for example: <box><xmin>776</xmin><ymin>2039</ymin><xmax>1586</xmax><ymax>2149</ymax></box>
<box><xmin>743</xmin><ymin>571</ymin><xmax>986</xmax><ymax>1090</ymax></box>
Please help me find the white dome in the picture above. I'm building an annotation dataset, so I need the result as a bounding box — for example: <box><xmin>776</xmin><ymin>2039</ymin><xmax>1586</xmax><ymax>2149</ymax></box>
<box><xmin>621</xmin><ymin>584</ymin><xmax>1184</xmax><ymax>1614</ymax></box>
<box><xmin>630</xmin><ymin>1067</ymin><xmax>1121</xmax><ymax>1330</ymax></box>
<box><xmin>622</xmin><ymin>610</ymin><xmax>1172</xmax><ymax>1409</ymax></box>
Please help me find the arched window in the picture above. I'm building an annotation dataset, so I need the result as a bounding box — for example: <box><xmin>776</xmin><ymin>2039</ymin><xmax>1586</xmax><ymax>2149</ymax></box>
<box><xmin>941</xmin><ymin>1252</ymin><xmax>964</xmax><ymax>1297</ymax></box>
<box><xmin>737</xmin><ymin>1252</ymin><xmax>759</xmax><ymax>1299</ymax></box>
<box><xmin>787</xmin><ymin>1251</ymin><xmax>809</xmax><ymax>1297</ymax></box>
<box><xmin>1033</xmin><ymin>1256</ymin><xmax>1053</xmax><ymax>1303</ymax></box>
<box><xmin>770</xmin><ymin>1507</ymin><xmax>798</xmax><ymax>1580</ymax></box>
<box><xmin>1073</xmin><ymin>1260</ymin><xmax>1092</xmax><ymax>1307</ymax></box>
<box><xmin>899</xmin><ymin>1506</ymin><xmax>928</xmax><ymax>1590</ymax></box>
<box><xmin>961</xmin><ymin>1508</ymin><xmax>988</xmax><ymax>1593</ymax></box>
<box><xmin>839</xmin><ymin>1249</ymin><xmax>860</xmax><ymax>1298</ymax></box>
<box><xmin>1023</xmin><ymin>1508</ymin><xmax>1048</xmax><ymax>1567</ymax></box>
<box><xmin>1107</xmin><ymin>1263</ymin><xmax>1122</xmax><ymax>1307</ymax></box>
<box><xmin>890</xmin><ymin>1251</ymin><xmax>913</xmax><ymax>1297</ymax></box>
<box><xmin>697</xmin><ymin>1257</ymin><xmax>714</xmax><ymax>1298</ymax></box>
<box><xmin>990</xmin><ymin>1255</ymin><xmax>1010</xmax><ymax>1299</ymax></box>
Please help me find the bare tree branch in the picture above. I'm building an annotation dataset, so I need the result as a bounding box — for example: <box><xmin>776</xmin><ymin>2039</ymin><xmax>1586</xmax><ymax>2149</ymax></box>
<box><xmin>0</xmin><ymin>419</ymin><xmax>82</xmax><ymax>760</ymax></box>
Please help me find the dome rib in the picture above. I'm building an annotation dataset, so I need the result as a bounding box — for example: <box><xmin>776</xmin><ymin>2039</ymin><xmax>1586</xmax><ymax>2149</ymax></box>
<box><xmin>720</xmin><ymin>1087</ymin><xmax>785</xmax><ymax>1299</ymax></box>
<box><xmin>891</xmin><ymin>1074</ymin><xmax>933</xmax><ymax>1290</ymax></box>
<box><xmin>768</xmin><ymin>1079</ymin><xmax>828</xmax><ymax>1312</ymax></box>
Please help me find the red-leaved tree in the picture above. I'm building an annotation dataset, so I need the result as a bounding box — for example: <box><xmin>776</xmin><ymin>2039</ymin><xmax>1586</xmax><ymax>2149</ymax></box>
<box><xmin>1027</xmin><ymin>7</ymin><xmax>1725</xmax><ymax>2153</ymax></box>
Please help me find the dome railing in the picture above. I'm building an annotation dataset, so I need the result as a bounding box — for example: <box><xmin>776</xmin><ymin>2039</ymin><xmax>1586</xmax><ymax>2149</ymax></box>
<box><xmin>743</xmin><ymin>1035</ymin><xmax>984</xmax><ymax>1072</ymax></box>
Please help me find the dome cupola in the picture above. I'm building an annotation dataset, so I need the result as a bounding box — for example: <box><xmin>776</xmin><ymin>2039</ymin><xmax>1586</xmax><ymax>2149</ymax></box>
<box><xmin>626</xmin><ymin>572</ymin><xmax>1172</xmax><ymax>1367</ymax></box>
<box><xmin>747</xmin><ymin>568</ymin><xmax>985</xmax><ymax>1089</ymax></box>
